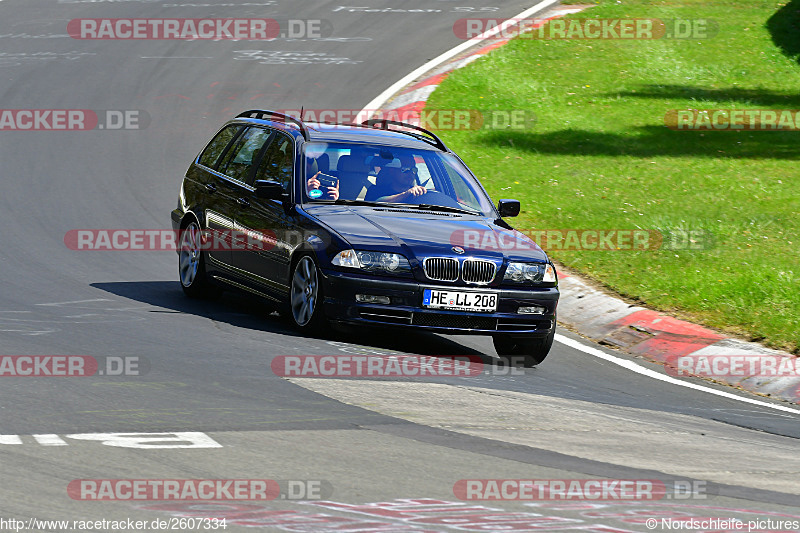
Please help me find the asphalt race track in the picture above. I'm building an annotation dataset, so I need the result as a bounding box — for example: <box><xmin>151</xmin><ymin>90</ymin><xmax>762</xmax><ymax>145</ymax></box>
<box><xmin>0</xmin><ymin>1</ymin><xmax>799</xmax><ymax>531</ymax></box>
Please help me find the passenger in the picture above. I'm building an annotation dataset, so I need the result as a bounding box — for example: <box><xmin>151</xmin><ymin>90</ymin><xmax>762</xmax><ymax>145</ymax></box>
<box><xmin>306</xmin><ymin>156</ymin><xmax>339</xmax><ymax>200</ymax></box>
<box><xmin>306</xmin><ymin>171</ymin><xmax>340</xmax><ymax>200</ymax></box>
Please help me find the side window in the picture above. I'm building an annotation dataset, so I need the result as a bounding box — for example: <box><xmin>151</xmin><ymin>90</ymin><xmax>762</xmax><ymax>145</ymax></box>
<box><xmin>254</xmin><ymin>131</ymin><xmax>294</xmax><ymax>192</ymax></box>
<box><xmin>217</xmin><ymin>127</ymin><xmax>272</xmax><ymax>183</ymax></box>
<box><xmin>198</xmin><ymin>125</ymin><xmax>241</xmax><ymax>169</ymax></box>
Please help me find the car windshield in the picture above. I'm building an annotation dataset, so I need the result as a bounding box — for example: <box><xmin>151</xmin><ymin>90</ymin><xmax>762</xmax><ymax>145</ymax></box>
<box><xmin>302</xmin><ymin>142</ymin><xmax>495</xmax><ymax>216</ymax></box>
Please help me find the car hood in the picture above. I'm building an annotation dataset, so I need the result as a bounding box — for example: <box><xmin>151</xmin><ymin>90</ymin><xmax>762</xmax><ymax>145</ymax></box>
<box><xmin>304</xmin><ymin>204</ymin><xmax>548</xmax><ymax>263</ymax></box>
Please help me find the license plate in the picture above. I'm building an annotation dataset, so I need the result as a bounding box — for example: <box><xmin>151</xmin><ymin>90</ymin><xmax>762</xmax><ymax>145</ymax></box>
<box><xmin>422</xmin><ymin>289</ymin><xmax>498</xmax><ymax>313</ymax></box>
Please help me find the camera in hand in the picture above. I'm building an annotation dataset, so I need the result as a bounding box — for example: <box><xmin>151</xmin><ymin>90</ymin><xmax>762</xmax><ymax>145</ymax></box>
<box><xmin>316</xmin><ymin>173</ymin><xmax>338</xmax><ymax>190</ymax></box>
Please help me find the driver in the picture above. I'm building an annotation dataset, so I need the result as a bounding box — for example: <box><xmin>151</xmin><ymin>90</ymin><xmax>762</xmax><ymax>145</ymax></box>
<box><xmin>365</xmin><ymin>156</ymin><xmax>428</xmax><ymax>202</ymax></box>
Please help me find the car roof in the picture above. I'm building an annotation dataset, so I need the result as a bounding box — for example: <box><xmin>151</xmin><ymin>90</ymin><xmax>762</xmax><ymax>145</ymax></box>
<box><xmin>305</xmin><ymin>122</ymin><xmax>441</xmax><ymax>149</ymax></box>
<box><xmin>230</xmin><ymin>115</ymin><xmax>447</xmax><ymax>151</ymax></box>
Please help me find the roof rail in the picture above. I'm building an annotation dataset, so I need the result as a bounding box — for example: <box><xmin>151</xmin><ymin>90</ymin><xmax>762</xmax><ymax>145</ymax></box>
<box><xmin>236</xmin><ymin>110</ymin><xmax>309</xmax><ymax>140</ymax></box>
<box><xmin>362</xmin><ymin>118</ymin><xmax>448</xmax><ymax>152</ymax></box>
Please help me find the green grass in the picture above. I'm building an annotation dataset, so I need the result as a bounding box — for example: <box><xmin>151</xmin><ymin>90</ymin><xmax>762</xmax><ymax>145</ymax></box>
<box><xmin>428</xmin><ymin>0</ymin><xmax>800</xmax><ymax>352</ymax></box>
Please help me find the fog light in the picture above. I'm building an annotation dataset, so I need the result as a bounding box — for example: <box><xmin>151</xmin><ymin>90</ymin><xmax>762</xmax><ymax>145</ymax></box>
<box><xmin>518</xmin><ymin>306</ymin><xmax>545</xmax><ymax>315</ymax></box>
<box><xmin>356</xmin><ymin>294</ymin><xmax>391</xmax><ymax>305</ymax></box>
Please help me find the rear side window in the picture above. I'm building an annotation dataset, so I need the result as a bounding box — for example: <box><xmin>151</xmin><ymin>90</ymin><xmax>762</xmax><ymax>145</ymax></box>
<box><xmin>254</xmin><ymin>131</ymin><xmax>294</xmax><ymax>191</ymax></box>
<box><xmin>217</xmin><ymin>127</ymin><xmax>273</xmax><ymax>183</ymax></box>
<box><xmin>198</xmin><ymin>125</ymin><xmax>241</xmax><ymax>169</ymax></box>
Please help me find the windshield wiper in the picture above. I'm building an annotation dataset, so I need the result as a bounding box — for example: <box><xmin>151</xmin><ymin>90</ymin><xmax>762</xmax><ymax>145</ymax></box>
<box><xmin>332</xmin><ymin>199</ymin><xmax>389</xmax><ymax>208</ymax></box>
<box><xmin>393</xmin><ymin>203</ymin><xmax>482</xmax><ymax>216</ymax></box>
<box><xmin>323</xmin><ymin>199</ymin><xmax>481</xmax><ymax>216</ymax></box>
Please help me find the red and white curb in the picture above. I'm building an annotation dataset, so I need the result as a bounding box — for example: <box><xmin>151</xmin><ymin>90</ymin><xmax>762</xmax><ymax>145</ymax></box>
<box><xmin>362</xmin><ymin>2</ymin><xmax>800</xmax><ymax>405</ymax></box>
<box><xmin>558</xmin><ymin>273</ymin><xmax>799</xmax><ymax>404</ymax></box>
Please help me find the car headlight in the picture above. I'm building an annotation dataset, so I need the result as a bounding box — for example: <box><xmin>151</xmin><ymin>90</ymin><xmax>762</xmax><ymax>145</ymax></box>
<box><xmin>504</xmin><ymin>262</ymin><xmax>557</xmax><ymax>284</ymax></box>
<box><xmin>331</xmin><ymin>249</ymin><xmax>360</xmax><ymax>268</ymax></box>
<box><xmin>332</xmin><ymin>249</ymin><xmax>412</xmax><ymax>275</ymax></box>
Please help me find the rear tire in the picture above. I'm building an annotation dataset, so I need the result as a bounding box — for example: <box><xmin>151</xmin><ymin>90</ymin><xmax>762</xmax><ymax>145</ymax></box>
<box><xmin>178</xmin><ymin>220</ymin><xmax>221</xmax><ymax>299</ymax></box>
<box><xmin>493</xmin><ymin>322</ymin><xmax>555</xmax><ymax>367</ymax></box>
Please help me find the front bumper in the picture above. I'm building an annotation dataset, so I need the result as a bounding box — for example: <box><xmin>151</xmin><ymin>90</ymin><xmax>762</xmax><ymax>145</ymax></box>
<box><xmin>322</xmin><ymin>269</ymin><xmax>558</xmax><ymax>336</ymax></box>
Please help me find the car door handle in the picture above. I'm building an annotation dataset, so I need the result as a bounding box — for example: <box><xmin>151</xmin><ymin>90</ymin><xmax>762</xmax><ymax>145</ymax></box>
<box><xmin>205</xmin><ymin>183</ymin><xmax>217</xmax><ymax>193</ymax></box>
<box><xmin>237</xmin><ymin>197</ymin><xmax>250</xmax><ymax>208</ymax></box>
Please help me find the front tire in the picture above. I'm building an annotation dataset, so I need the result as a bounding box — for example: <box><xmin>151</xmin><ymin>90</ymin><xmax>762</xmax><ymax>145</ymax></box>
<box><xmin>178</xmin><ymin>220</ymin><xmax>221</xmax><ymax>299</ymax></box>
<box><xmin>493</xmin><ymin>322</ymin><xmax>556</xmax><ymax>367</ymax></box>
<box><xmin>289</xmin><ymin>254</ymin><xmax>329</xmax><ymax>330</ymax></box>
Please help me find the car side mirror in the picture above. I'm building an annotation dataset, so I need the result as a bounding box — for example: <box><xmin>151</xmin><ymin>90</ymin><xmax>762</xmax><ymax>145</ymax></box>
<box><xmin>254</xmin><ymin>180</ymin><xmax>286</xmax><ymax>200</ymax></box>
<box><xmin>498</xmin><ymin>199</ymin><xmax>520</xmax><ymax>217</ymax></box>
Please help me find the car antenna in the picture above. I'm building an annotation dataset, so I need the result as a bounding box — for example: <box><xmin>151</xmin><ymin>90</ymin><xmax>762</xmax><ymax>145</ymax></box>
<box><xmin>300</xmin><ymin>106</ymin><xmax>305</xmax><ymax>122</ymax></box>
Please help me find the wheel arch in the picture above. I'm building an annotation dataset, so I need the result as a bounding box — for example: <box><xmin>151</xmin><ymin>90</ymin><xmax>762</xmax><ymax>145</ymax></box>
<box><xmin>179</xmin><ymin>210</ymin><xmax>203</xmax><ymax>230</ymax></box>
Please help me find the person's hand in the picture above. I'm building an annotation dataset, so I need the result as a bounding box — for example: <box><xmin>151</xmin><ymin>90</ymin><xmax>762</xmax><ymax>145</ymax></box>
<box><xmin>326</xmin><ymin>187</ymin><xmax>339</xmax><ymax>200</ymax></box>
<box><xmin>306</xmin><ymin>172</ymin><xmax>321</xmax><ymax>193</ymax></box>
<box><xmin>406</xmin><ymin>185</ymin><xmax>427</xmax><ymax>197</ymax></box>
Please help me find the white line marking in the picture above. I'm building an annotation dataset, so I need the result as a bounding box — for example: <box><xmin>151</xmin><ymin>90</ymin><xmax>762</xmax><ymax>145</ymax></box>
<box><xmin>359</xmin><ymin>0</ymin><xmax>560</xmax><ymax>119</ymax></box>
<box><xmin>141</xmin><ymin>56</ymin><xmax>213</xmax><ymax>59</ymax></box>
<box><xmin>66</xmin><ymin>432</ymin><xmax>222</xmax><ymax>449</ymax></box>
<box><xmin>36</xmin><ymin>299</ymin><xmax>112</xmax><ymax>306</ymax></box>
<box><xmin>555</xmin><ymin>334</ymin><xmax>800</xmax><ymax>415</ymax></box>
<box><xmin>0</xmin><ymin>433</ymin><xmax>222</xmax><ymax>447</ymax></box>
<box><xmin>32</xmin><ymin>434</ymin><xmax>68</xmax><ymax>446</ymax></box>
<box><xmin>0</xmin><ymin>328</ymin><xmax>57</xmax><ymax>335</ymax></box>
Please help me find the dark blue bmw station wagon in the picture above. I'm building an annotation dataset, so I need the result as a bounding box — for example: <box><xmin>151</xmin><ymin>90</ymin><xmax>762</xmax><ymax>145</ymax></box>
<box><xmin>171</xmin><ymin>110</ymin><xmax>559</xmax><ymax>365</ymax></box>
